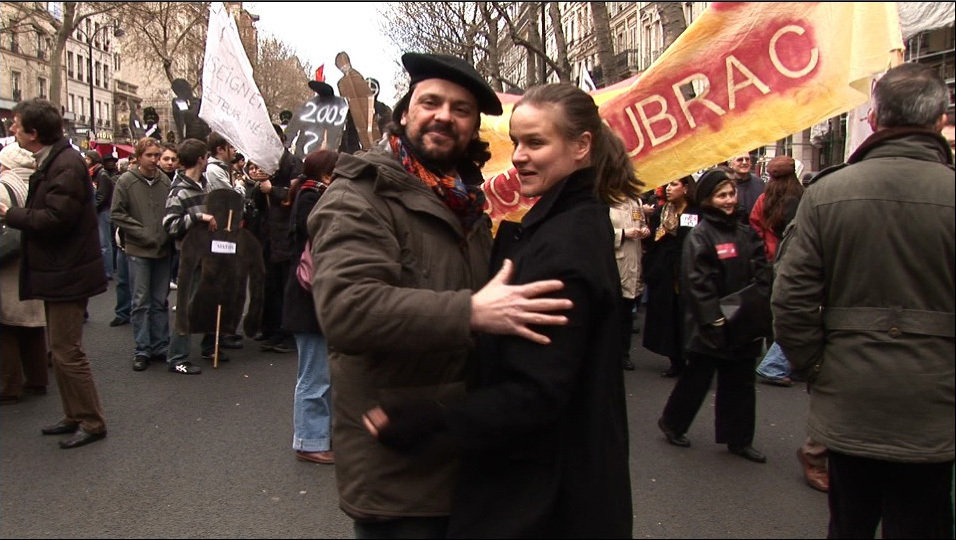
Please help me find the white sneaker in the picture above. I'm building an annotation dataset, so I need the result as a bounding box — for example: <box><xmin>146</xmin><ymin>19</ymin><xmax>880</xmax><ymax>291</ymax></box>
<box><xmin>169</xmin><ymin>281</ymin><xmax>178</xmax><ymax>290</ymax></box>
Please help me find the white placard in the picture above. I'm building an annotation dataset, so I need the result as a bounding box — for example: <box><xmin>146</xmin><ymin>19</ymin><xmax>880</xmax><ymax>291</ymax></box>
<box><xmin>211</xmin><ymin>240</ymin><xmax>237</xmax><ymax>254</ymax></box>
<box><xmin>199</xmin><ymin>2</ymin><xmax>284</xmax><ymax>174</ymax></box>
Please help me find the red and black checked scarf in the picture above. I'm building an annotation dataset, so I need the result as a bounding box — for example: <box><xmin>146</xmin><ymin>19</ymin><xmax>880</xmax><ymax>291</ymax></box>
<box><xmin>388</xmin><ymin>134</ymin><xmax>486</xmax><ymax>232</ymax></box>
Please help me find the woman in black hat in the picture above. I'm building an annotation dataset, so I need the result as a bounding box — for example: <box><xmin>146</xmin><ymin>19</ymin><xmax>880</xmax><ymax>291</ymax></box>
<box><xmin>656</xmin><ymin>168</ymin><xmax>772</xmax><ymax>463</ymax></box>
<box><xmin>365</xmin><ymin>83</ymin><xmax>637</xmax><ymax>538</ymax></box>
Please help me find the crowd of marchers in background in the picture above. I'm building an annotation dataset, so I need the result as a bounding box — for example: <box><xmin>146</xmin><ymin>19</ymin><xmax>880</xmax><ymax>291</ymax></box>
<box><xmin>0</xmin><ymin>58</ymin><xmax>953</xmax><ymax>540</ymax></box>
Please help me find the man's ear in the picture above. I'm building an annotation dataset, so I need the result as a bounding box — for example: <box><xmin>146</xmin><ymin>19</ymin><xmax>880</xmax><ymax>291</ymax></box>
<box><xmin>867</xmin><ymin>108</ymin><xmax>878</xmax><ymax>131</ymax></box>
<box><xmin>934</xmin><ymin>113</ymin><xmax>947</xmax><ymax>132</ymax></box>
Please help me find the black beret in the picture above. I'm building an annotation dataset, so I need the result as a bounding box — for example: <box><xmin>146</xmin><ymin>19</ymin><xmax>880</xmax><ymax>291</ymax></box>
<box><xmin>695</xmin><ymin>168</ymin><xmax>732</xmax><ymax>202</ymax></box>
<box><xmin>392</xmin><ymin>52</ymin><xmax>502</xmax><ymax>122</ymax></box>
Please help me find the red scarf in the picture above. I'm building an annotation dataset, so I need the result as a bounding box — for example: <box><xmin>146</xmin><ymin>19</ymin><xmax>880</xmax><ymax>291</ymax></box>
<box><xmin>387</xmin><ymin>135</ymin><xmax>486</xmax><ymax>232</ymax></box>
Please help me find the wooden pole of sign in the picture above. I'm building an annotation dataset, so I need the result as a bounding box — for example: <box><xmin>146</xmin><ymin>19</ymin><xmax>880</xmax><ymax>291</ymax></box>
<box><xmin>213</xmin><ymin>209</ymin><xmax>234</xmax><ymax>369</ymax></box>
<box><xmin>213</xmin><ymin>305</ymin><xmax>222</xmax><ymax>369</ymax></box>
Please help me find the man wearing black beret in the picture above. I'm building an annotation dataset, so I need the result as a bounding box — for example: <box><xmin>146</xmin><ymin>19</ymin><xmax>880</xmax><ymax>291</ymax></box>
<box><xmin>307</xmin><ymin>52</ymin><xmax>569</xmax><ymax>538</ymax></box>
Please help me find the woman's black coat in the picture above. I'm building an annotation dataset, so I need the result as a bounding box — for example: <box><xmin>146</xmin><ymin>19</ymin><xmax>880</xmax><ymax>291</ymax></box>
<box><xmin>281</xmin><ymin>184</ymin><xmax>322</xmax><ymax>334</ymax></box>
<box><xmin>681</xmin><ymin>207</ymin><xmax>771</xmax><ymax>359</ymax></box>
<box><xmin>641</xmin><ymin>203</ymin><xmax>699</xmax><ymax>359</ymax></box>
<box><xmin>446</xmin><ymin>168</ymin><xmax>632</xmax><ymax>538</ymax></box>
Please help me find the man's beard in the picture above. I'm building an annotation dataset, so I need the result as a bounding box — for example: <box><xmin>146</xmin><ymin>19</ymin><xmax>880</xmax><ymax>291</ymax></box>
<box><xmin>406</xmin><ymin>123</ymin><xmax>467</xmax><ymax>174</ymax></box>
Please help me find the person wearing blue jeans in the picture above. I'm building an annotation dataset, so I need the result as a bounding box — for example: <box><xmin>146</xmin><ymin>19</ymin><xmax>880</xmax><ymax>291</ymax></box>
<box><xmin>84</xmin><ymin>151</ymin><xmax>115</xmax><ymax>280</ymax></box>
<box><xmin>292</xmin><ymin>332</ymin><xmax>333</xmax><ymax>463</ymax></box>
<box><xmin>110</xmin><ymin>240</ymin><xmax>134</xmax><ymax>326</ymax></box>
<box><xmin>162</xmin><ymin>138</ymin><xmax>222</xmax><ymax>375</ymax></box>
<box><xmin>755</xmin><ymin>341</ymin><xmax>792</xmax><ymax>386</ymax></box>
<box><xmin>127</xmin><ymin>254</ymin><xmax>170</xmax><ymax>361</ymax></box>
<box><xmin>281</xmin><ymin>149</ymin><xmax>337</xmax><ymax>464</ymax></box>
<box><xmin>110</xmin><ymin>138</ymin><xmax>173</xmax><ymax>371</ymax></box>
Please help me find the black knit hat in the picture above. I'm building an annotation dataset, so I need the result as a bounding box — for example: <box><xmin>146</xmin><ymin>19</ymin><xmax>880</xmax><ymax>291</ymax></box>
<box><xmin>695</xmin><ymin>168</ymin><xmax>732</xmax><ymax>202</ymax></box>
<box><xmin>392</xmin><ymin>52</ymin><xmax>503</xmax><ymax>122</ymax></box>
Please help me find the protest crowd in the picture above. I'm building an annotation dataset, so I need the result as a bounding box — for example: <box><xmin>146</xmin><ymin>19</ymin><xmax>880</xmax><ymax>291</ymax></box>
<box><xmin>0</xmin><ymin>2</ymin><xmax>954</xmax><ymax>539</ymax></box>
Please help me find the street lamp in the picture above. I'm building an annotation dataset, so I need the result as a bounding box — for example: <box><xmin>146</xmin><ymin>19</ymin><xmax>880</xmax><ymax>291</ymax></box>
<box><xmin>75</xmin><ymin>22</ymin><xmax>124</xmax><ymax>141</ymax></box>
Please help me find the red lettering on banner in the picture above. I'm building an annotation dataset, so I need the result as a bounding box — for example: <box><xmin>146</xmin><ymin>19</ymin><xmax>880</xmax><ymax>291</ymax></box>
<box><xmin>604</xmin><ymin>18</ymin><xmax>820</xmax><ymax>160</ymax></box>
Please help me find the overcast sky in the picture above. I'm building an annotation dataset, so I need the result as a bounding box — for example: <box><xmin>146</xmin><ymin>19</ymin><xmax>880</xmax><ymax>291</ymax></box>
<box><xmin>244</xmin><ymin>2</ymin><xmax>404</xmax><ymax>106</ymax></box>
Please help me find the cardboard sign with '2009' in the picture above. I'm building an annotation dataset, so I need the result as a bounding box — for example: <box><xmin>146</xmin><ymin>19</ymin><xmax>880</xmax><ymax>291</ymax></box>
<box><xmin>285</xmin><ymin>96</ymin><xmax>349</xmax><ymax>159</ymax></box>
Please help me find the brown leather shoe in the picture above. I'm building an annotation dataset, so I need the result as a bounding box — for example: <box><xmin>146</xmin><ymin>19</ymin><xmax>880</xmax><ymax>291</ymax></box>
<box><xmin>796</xmin><ymin>448</ymin><xmax>829</xmax><ymax>492</ymax></box>
<box><xmin>41</xmin><ymin>420</ymin><xmax>79</xmax><ymax>435</ymax></box>
<box><xmin>295</xmin><ymin>450</ymin><xmax>334</xmax><ymax>464</ymax></box>
<box><xmin>58</xmin><ymin>428</ymin><xmax>106</xmax><ymax>449</ymax></box>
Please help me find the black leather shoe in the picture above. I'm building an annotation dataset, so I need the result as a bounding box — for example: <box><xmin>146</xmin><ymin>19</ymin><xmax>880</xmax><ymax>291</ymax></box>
<box><xmin>132</xmin><ymin>355</ymin><xmax>149</xmax><ymax>371</ymax></box>
<box><xmin>728</xmin><ymin>444</ymin><xmax>767</xmax><ymax>463</ymax></box>
<box><xmin>201</xmin><ymin>352</ymin><xmax>230</xmax><ymax>362</ymax></box>
<box><xmin>658</xmin><ymin>418</ymin><xmax>690</xmax><ymax>447</ymax></box>
<box><xmin>270</xmin><ymin>342</ymin><xmax>295</xmax><ymax>354</ymax></box>
<box><xmin>59</xmin><ymin>428</ymin><xmax>106</xmax><ymax>449</ymax></box>
<box><xmin>219</xmin><ymin>336</ymin><xmax>244</xmax><ymax>349</ymax></box>
<box><xmin>109</xmin><ymin>317</ymin><xmax>130</xmax><ymax>327</ymax></box>
<box><xmin>41</xmin><ymin>420</ymin><xmax>79</xmax><ymax>435</ymax></box>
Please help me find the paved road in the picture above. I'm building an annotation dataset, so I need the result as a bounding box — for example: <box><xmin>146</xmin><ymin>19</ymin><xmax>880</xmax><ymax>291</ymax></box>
<box><xmin>1</xmin><ymin>282</ymin><xmax>828</xmax><ymax>538</ymax></box>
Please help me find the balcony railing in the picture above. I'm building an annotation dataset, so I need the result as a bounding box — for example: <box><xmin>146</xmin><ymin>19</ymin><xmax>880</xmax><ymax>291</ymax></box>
<box><xmin>613</xmin><ymin>49</ymin><xmax>641</xmax><ymax>73</ymax></box>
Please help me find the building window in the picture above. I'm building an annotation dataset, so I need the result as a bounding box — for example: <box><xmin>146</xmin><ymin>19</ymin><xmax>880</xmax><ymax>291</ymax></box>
<box><xmin>10</xmin><ymin>31</ymin><xmax>20</xmax><ymax>53</ymax></box>
<box><xmin>69</xmin><ymin>94</ymin><xmax>75</xmax><ymax>112</ymax></box>
<box><xmin>38</xmin><ymin>77</ymin><xmax>47</xmax><ymax>99</ymax></box>
<box><xmin>12</xmin><ymin>71</ymin><xmax>22</xmax><ymax>101</ymax></box>
<box><xmin>68</xmin><ymin>51</ymin><xmax>75</xmax><ymax>78</ymax></box>
<box><xmin>95</xmin><ymin>61</ymin><xmax>101</xmax><ymax>87</ymax></box>
<box><xmin>114</xmin><ymin>52</ymin><xmax>121</xmax><ymax>72</ymax></box>
<box><xmin>103</xmin><ymin>65</ymin><xmax>110</xmax><ymax>87</ymax></box>
<box><xmin>85</xmin><ymin>19</ymin><xmax>92</xmax><ymax>43</ymax></box>
<box><xmin>77</xmin><ymin>55</ymin><xmax>84</xmax><ymax>81</ymax></box>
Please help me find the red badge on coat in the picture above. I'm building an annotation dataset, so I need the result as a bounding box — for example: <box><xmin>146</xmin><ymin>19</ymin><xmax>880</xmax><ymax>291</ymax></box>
<box><xmin>715</xmin><ymin>243</ymin><xmax>738</xmax><ymax>259</ymax></box>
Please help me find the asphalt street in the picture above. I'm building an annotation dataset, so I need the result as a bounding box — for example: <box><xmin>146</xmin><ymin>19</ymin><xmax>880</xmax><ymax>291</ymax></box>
<box><xmin>1</xmin><ymin>281</ymin><xmax>828</xmax><ymax>538</ymax></box>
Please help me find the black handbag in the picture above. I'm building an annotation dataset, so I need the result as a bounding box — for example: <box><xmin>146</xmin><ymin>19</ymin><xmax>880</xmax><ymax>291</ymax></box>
<box><xmin>0</xmin><ymin>183</ymin><xmax>22</xmax><ymax>264</ymax></box>
<box><xmin>720</xmin><ymin>282</ymin><xmax>773</xmax><ymax>348</ymax></box>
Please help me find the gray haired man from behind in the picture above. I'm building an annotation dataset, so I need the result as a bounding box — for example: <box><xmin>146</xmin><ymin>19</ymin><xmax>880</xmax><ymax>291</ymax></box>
<box><xmin>772</xmin><ymin>62</ymin><xmax>954</xmax><ymax>538</ymax></box>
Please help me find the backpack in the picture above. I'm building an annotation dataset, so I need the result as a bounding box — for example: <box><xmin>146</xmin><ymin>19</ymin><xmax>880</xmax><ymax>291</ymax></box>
<box><xmin>296</xmin><ymin>239</ymin><xmax>313</xmax><ymax>291</ymax></box>
<box><xmin>0</xmin><ymin>183</ymin><xmax>23</xmax><ymax>265</ymax></box>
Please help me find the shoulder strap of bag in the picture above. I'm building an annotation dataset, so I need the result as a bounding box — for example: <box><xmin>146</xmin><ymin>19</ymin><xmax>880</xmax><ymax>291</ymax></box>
<box><xmin>2</xmin><ymin>182</ymin><xmax>21</xmax><ymax>208</ymax></box>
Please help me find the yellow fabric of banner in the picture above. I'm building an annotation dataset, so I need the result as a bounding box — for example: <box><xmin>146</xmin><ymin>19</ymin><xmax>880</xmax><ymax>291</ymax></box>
<box><xmin>480</xmin><ymin>1</ymin><xmax>903</xmax><ymax>231</ymax></box>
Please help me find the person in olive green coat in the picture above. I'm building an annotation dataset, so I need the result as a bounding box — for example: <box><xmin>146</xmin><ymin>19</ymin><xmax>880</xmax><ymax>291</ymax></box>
<box><xmin>773</xmin><ymin>63</ymin><xmax>955</xmax><ymax>539</ymax></box>
<box><xmin>308</xmin><ymin>53</ymin><xmax>572</xmax><ymax>539</ymax></box>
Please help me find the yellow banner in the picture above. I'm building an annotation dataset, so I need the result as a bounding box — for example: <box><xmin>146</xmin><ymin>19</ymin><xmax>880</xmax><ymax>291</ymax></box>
<box><xmin>480</xmin><ymin>1</ymin><xmax>903</xmax><ymax>231</ymax></box>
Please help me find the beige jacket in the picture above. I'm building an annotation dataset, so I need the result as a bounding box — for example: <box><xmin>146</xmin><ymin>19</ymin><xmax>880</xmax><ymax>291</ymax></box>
<box><xmin>1</xmin><ymin>169</ymin><xmax>45</xmax><ymax>327</ymax></box>
<box><xmin>609</xmin><ymin>198</ymin><xmax>648</xmax><ymax>299</ymax></box>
